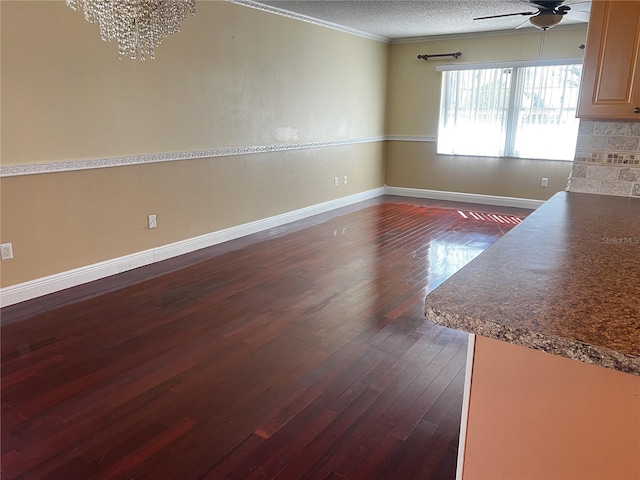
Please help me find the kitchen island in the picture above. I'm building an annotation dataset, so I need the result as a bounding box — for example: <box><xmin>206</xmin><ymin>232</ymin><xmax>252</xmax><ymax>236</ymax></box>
<box><xmin>425</xmin><ymin>191</ymin><xmax>640</xmax><ymax>479</ymax></box>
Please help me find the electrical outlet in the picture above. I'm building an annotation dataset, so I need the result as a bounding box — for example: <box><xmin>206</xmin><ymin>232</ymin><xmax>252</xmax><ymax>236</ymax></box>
<box><xmin>334</xmin><ymin>177</ymin><xmax>339</xmax><ymax>187</ymax></box>
<box><xmin>148</xmin><ymin>214</ymin><xmax>157</xmax><ymax>229</ymax></box>
<box><xmin>1</xmin><ymin>243</ymin><xmax>13</xmax><ymax>261</ymax></box>
<box><xmin>541</xmin><ymin>177</ymin><xmax>549</xmax><ymax>187</ymax></box>
<box><xmin>343</xmin><ymin>175</ymin><xmax>348</xmax><ymax>185</ymax></box>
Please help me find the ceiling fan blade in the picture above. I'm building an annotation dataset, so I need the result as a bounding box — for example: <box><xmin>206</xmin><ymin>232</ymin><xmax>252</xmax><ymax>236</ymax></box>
<box><xmin>569</xmin><ymin>1</ymin><xmax>592</xmax><ymax>13</ymax></box>
<box><xmin>474</xmin><ymin>11</ymin><xmax>536</xmax><ymax>20</ymax></box>
<box><xmin>515</xmin><ymin>18</ymin><xmax>533</xmax><ymax>29</ymax></box>
<box><xmin>525</xmin><ymin>1</ymin><xmax>563</xmax><ymax>10</ymax></box>
<box><xmin>565</xmin><ymin>10</ymin><xmax>591</xmax><ymax>22</ymax></box>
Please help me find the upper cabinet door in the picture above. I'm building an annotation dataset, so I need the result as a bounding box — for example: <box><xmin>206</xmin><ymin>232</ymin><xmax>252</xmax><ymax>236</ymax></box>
<box><xmin>577</xmin><ymin>0</ymin><xmax>640</xmax><ymax>120</ymax></box>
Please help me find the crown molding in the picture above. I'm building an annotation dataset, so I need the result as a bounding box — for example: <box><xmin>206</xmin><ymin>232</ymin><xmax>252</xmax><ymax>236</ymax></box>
<box><xmin>228</xmin><ymin>0</ymin><xmax>390</xmax><ymax>43</ymax></box>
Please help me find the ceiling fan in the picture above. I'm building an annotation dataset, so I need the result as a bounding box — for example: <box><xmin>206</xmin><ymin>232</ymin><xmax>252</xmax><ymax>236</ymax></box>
<box><xmin>474</xmin><ymin>1</ymin><xmax>591</xmax><ymax>31</ymax></box>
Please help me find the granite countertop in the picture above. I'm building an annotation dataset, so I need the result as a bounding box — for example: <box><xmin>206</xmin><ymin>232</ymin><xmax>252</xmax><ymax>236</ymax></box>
<box><xmin>425</xmin><ymin>191</ymin><xmax>640</xmax><ymax>376</ymax></box>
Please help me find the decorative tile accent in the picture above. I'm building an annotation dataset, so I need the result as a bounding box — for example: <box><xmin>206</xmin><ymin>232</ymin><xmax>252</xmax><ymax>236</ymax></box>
<box><xmin>628</xmin><ymin>123</ymin><xmax>640</xmax><ymax>136</ymax></box>
<box><xmin>618</xmin><ymin>168</ymin><xmax>640</xmax><ymax>182</ymax></box>
<box><xmin>586</xmin><ymin>165</ymin><xmax>618</xmax><ymax>181</ymax></box>
<box><xmin>569</xmin><ymin>178</ymin><xmax>600</xmax><ymax>194</ymax></box>
<box><xmin>574</xmin><ymin>152</ymin><xmax>598</xmax><ymax>163</ymax></box>
<box><xmin>606</xmin><ymin>135</ymin><xmax>640</xmax><ymax>151</ymax></box>
<box><xmin>574</xmin><ymin>151</ymin><xmax>640</xmax><ymax>165</ymax></box>
<box><xmin>607</xmin><ymin>153</ymin><xmax>640</xmax><ymax>165</ymax></box>
<box><xmin>569</xmin><ymin>120</ymin><xmax>640</xmax><ymax>198</ymax></box>
<box><xmin>578</xmin><ymin>120</ymin><xmax>595</xmax><ymax>135</ymax></box>
<box><xmin>599</xmin><ymin>181</ymin><xmax>633</xmax><ymax>197</ymax></box>
<box><xmin>572</xmin><ymin>165</ymin><xmax>587</xmax><ymax>178</ymax></box>
<box><xmin>576</xmin><ymin>134</ymin><xmax>607</xmax><ymax>150</ymax></box>
<box><xmin>593</xmin><ymin>121</ymin><xmax>629</xmax><ymax>136</ymax></box>
<box><xmin>0</xmin><ymin>137</ymin><xmax>385</xmax><ymax>177</ymax></box>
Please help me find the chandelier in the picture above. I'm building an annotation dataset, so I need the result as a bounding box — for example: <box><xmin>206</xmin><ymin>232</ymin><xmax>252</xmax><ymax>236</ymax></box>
<box><xmin>66</xmin><ymin>0</ymin><xmax>196</xmax><ymax>61</ymax></box>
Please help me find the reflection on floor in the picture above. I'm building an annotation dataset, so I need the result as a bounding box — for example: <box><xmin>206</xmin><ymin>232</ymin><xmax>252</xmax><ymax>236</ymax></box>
<box><xmin>1</xmin><ymin>196</ymin><xmax>528</xmax><ymax>480</ymax></box>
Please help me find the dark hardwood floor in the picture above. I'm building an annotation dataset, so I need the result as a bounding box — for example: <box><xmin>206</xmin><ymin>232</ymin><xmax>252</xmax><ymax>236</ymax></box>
<box><xmin>1</xmin><ymin>196</ymin><xmax>528</xmax><ymax>479</ymax></box>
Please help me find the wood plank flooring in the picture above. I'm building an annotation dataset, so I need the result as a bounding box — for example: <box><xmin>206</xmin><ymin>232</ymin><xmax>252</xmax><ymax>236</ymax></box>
<box><xmin>1</xmin><ymin>197</ymin><xmax>528</xmax><ymax>479</ymax></box>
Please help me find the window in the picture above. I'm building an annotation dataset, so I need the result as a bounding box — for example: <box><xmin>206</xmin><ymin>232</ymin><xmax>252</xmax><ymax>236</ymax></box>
<box><xmin>437</xmin><ymin>62</ymin><xmax>582</xmax><ymax>161</ymax></box>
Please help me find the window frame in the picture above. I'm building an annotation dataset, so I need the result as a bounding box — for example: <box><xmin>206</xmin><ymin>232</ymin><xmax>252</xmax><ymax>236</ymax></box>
<box><xmin>435</xmin><ymin>58</ymin><xmax>584</xmax><ymax>162</ymax></box>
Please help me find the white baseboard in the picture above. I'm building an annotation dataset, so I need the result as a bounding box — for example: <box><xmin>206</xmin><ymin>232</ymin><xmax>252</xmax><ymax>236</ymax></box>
<box><xmin>457</xmin><ymin>333</ymin><xmax>476</xmax><ymax>480</ymax></box>
<box><xmin>384</xmin><ymin>186</ymin><xmax>544</xmax><ymax>210</ymax></box>
<box><xmin>0</xmin><ymin>188</ymin><xmax>384</xmax><ymax>308</ymax></box>
<box><xmin>0</xmin><ymin>185</ymin><xmax>540</xmax><ymax>308</ymax></box>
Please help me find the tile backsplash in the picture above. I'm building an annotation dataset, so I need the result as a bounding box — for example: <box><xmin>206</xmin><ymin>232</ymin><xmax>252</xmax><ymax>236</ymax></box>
<box><xmin>568</xmin><ymin>120</ymin><xmax>640</xmax><ymax>197</ymax></box>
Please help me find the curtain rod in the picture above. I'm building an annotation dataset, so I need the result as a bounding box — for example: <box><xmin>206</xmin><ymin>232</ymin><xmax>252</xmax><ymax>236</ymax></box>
<box><xmin>417</xmin><ymin>52</ymin><xmax>462</xmax><ymax>61</ymax></box>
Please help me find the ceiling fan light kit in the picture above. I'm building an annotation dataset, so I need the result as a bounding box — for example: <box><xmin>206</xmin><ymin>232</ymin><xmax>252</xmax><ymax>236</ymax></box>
<box><xmin>529</xmin><ymin>13</ymin><xmax>564</xmax><ymax>30</ymax></box>
<box><xmin>473</xmin><ymin>1</ymin><xmax>590</xmax><ymax>32</ymax></box>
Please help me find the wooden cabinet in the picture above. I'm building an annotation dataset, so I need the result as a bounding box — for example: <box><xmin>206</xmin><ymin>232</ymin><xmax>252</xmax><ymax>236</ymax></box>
<box><xmin>461</xmin><ymin>336</ymin><xmax>640</xmax><ymax>480</ymax></box>
<box><xmin>577</xmin><ymin>0</ymin><xmax>640</xmax><ymax>119</ymax></box>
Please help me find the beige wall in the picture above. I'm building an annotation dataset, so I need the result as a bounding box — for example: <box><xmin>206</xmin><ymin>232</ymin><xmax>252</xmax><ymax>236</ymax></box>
<box><xmin>1</xmin><ymin>144</ymin><xmax>384</xmax><ymax>285</ymax></box>
<box><xmin>0</xmin><ymin>4</ymin><xmax>591</xmax><ymax>291</ymax></box>
<box><xmin>0</xmin><ymin>1</ymin><xmax>387</xmax><ymax>287</ymax></box>
<box><xmin>386</xmin><ymin>28</ymin><xmax>587</xmax><ymax>200</ymax></box>
<box><xmin>386</xmin><ymin>141</ymin><xmax>573</xmax><ymax>199</ymax></box>
<box><xmin>2</xmin><ymin>1</ymin><xmax>387</xmax><ymax>163</ymax></box>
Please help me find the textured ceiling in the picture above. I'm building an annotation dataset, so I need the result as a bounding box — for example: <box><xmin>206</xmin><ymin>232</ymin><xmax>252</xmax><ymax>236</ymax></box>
<box><xmin>255</xmin><ymin>0</ymin><xmax>590</xmax><ymax>41</ymax></box>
